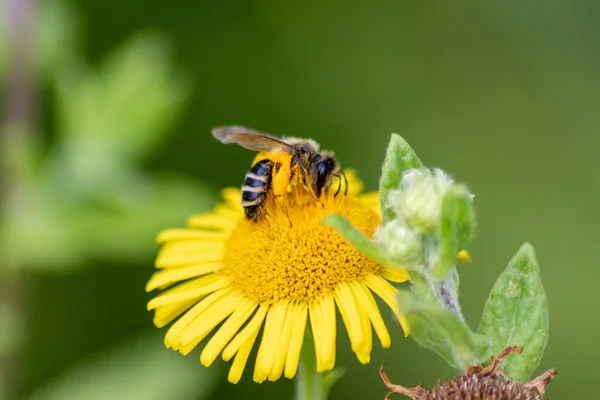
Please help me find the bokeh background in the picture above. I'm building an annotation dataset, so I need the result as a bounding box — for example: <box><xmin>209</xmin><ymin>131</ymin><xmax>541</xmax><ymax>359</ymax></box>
<box><xmin>1</xmin><ymin>0</ymin><xmax>597</xmax><ymax>398</ymax></box>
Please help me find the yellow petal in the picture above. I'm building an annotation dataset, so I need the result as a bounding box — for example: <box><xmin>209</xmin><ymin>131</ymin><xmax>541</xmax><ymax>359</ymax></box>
<box><xmin>268</xmin><ymin>303</ymin><xmax>297</xmax><ymax>381</ymax></box>
<box><xmin>177</xmin><ymin>292</ymin><xmax>242</xmax><ymax>355</ymax></box>
<box><xmin>364</xmin><ymin>275</ymin><xmax>409</xmax><ymax>336</ymax></box>
<box><xmin>213</xmin><ymin>204</ymin><xmax>242</xmax><ymax>220</ymax></box>
<box><xmin>221</xmin><ymin>187</ymin><xmax>242</xmax><ymax>209</ymax></box>
<box><xmin>147</xmin><ymin>276</ymin><xmax>227</xmax><ymax>310</ymax></box>
<box><xmin>228</xmin><ymin>323</ymin><xmax>260</xmax><ymax>384</ymax></box>
<box><xmin>222</xmin><ymin>305</ymin><xmax>268</xmax><ymax>362</ymax></box>
<box><xmin>155</xmin><ymin>250</ymin><xmax>224</xmax><ymax>268</ymax></box>
<box><xmin>284</xmin><ymin>302</ymin><xmax>307</xmax><ymax>379</ymax></box>
<box><xmin>358</xmin><ymin>191</ymin><xmax>379</xmax><ymax>210</ymax></box>
<box><xmin>164</xmin><ymin>288</ymin><xmax>231</xmax><ymax>348</ymax></box>
<box><xmin>350</xmin><ymin>281</ymin><xmax>391</xmax><ymax>348</ymax></box>
<box><xmin>343</xmin><ymin>168</ymin><xmax>363</xmax><ymax>195</ymax></box>
<box><xmin>381</xmin><ymin>267</ymin><xmax>410</xmax><ymax>283</ymax></box>
<box><xmin>320</xmin><ymin>295</ymin><xmax>337</xmax><ymax>371</ymax></box>
<box><xmin>146</xmin><ymin>263</ymin><xmax>222</xmax><ymax>292</ymax></box>
<box><xmin>254</xmin><ymin>302</ymin><xmax>288</xmax><ymax>383</ymax></box>
<box><xmin>155</xmin><ymin>272</ymin><xmax>220</xmax><ymax>296</ymax></box>
<box><xmin>187</xmin><ymin>213</ymin><xmax>237</xmax><ymax>230</ymax></box>
<box><xmin>308</xmin><ymin>300</ymin><xmax>325</xmax><ymax>372</ymax></box>
<box><xmin>200</xmin><ymin>298</ymin><xmax>257</xmax><ymax>367</ymax></box>
<box><xmin>150</xmin><ymin>276</ymin><xmax>224</xmax><ymax>325</ymax></box>
<box><xmin>153</xmin><ymin>302</ymin><xmax>193</xmax><ymax>328</ymax></box>
<box><xmin>158</xmin><ymin>240</ymin><xmax>225</xmax><ymax>256</ymax></box>
<box><xmin>156</xmin><ymin>228</ymin><xmax>229</xmax><ymax>243</ymax></box>
<box><xmin>334</xmin><ymin>282</ymin><xmax>366</xmax><ymax>356</ymax></box>
<box><xmin>351</xmin><ymin>284</ymin><xmax>372</xmax><ymax>363</ymax></box>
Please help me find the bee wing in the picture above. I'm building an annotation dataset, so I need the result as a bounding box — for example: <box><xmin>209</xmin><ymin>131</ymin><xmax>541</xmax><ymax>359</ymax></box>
<box><xmin>212</xmin><ymin>126</ymin><xmax>297</xmax><ymax>153</ymax></box>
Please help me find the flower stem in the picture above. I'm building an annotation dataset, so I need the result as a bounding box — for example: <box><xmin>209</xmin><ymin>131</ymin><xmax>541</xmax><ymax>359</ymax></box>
<box><xmin>295</xmin><ymin>331</ymin><xmax>325</xmax><ymax>400</ymax></box>
<box><xmin>0</xmin><ymin>0</ymin><xmax>37</xmax><ymax>397</ymax></box>
<box><xmin>411</xmin><ymin>269</ymin><xmax>465</xmax><ymax>322</ymax></box>
<box><xmin>418</xmin><ymin>235</ymin><xmax>465</xmax><ymax>321</ymax></box>
<box><xmin>432</xmin><ymin>270</ymin><xmax>464</xmax><ymax>321</ymax></box>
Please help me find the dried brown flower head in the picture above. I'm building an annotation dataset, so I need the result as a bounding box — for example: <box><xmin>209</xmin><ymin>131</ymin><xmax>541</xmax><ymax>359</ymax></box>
<box><xmin>380</xmin><ymin>346</ymin><xmax>557</xmax><ymax>400</ymax></box>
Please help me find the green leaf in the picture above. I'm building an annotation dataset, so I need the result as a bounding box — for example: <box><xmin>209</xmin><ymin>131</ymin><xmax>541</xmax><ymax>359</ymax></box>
<box><xmin>55</xmin><ymin>32</ymin><xmax>192</xmax><ymax>184</ymax></box>
<box><xmin>323</xmin><ymin>214</ymin><xmax>406</xmax><ymax>270</ymax></box>
<box><xmin>28</xmin><ymin>333</ymin><xmax>220</xmax><ymax>400</ymax></box>
<box><xmin>433</xmin><ymin>185</ymin><xmax>476</xmax><ymax>279</ymax></box>
<box><xmin>0</xmin><ymin>174</ymin><xmax>86</xmax><ymax>271</ymax></box>
<box><xmin>379</xmin><ymin>134</ymin><xmax>422</xmax><ymax>224</ymax></box>
<box><xmin>478</xmin><ymin>243</ymin><xmax>549</xmax><ymax>381</ymax></box>
<box><xmin>72</xmin><ymin>173</ymin><xmax>216</xmax><ymax>264</ymax></box>
<box><xmin>398</xmin><ymin>291</ymin><xmax>478</xmax><ymax>370</ymax></box>
<box><xmin>0</xmin><ymin>172</ymin><xmax>214</xmax><ymax>271</ymax></box>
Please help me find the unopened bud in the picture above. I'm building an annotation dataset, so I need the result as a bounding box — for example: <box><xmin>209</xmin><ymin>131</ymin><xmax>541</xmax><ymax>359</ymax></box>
<box><xmin>375</xmin><ymin>219</ymin><xmax>421</xmax><ymax>262</ymax></box>
<box><xmin>388</xmin><ymin>168</ymin><xmax>454</xmax><ymax>233</ymax></box>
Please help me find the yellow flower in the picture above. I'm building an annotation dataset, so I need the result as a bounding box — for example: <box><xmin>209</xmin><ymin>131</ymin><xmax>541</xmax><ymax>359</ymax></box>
<box><xmin>146</xmin><ymin>170</ymin><xmax>409</xmax><ymax>383</ymax></box>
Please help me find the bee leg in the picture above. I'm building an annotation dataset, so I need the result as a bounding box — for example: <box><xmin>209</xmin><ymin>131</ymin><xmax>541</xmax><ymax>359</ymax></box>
<box><xmin>276</xmin><ymin>195</ymin><xmax>293</xmax><ymax>228</ymax></box>
<box><xmin>298</xmin><ymin>167</ymin><xmax>318</xmax><ymax>199</ymax></box>
<box><xmin>286</xmin><ymin>209</ymin><xmax>293</xmax><ymax>228</ymax></box>
<box><xmin>303</xmin><ymin>182</ymin><xmax>318</xmax><ymax>199</ymax></box>
<box><xmin>312</xmin><ymin>185</ymin><xmax>325</xmax><ymax>207</ymax></box>
<box><xmin>283</xmin><ymin>202</ymin><xmax>293</xmax><ymax>228</ymax></box>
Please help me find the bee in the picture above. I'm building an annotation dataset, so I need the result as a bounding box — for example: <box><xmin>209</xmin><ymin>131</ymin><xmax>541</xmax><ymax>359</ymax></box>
<box><xmin>212</xmin><ymin>126</ymin><xmax>348</xmax><ymax>221</ymax></box>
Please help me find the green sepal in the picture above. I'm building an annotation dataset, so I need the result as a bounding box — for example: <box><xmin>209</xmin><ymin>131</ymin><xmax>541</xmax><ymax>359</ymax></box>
<box><xmin>323</xmin><ymin>214</ymin><xmax>407</xmax><ymax>270</ymax></box>
<box><xmin>379</xmin><ymin>134</ymin><xmax>423</xmax><ymax>224</ymax></box>
<box><xmin>405</xmin><ymin>271</ymin><xmax>436</xmax><ymax>302</ymax></box>
<box><xmin>478</xmin><ymin>243</ymin><xmax>549</xmax><ymax>381</ymax></box>
<box><xmin>398</xmin><ymin>291</ymin><xmax>478</xmax><ymax>370</ymax></box>
<box><xmin>433</xmin><ymin>185</ymin><xmax>476</xmax><ymax>279</ymax></box>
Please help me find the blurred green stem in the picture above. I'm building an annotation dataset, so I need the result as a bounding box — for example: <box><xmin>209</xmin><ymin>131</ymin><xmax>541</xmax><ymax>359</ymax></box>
<box><xmin>295</xmin><ymin>332</ymin><xmax>325</xmax><ymax>400</ymax></box>
<box><xmin>0</xmin><ymin>0</ymin><xmax>37</xmax><ymax>398</ymax></box>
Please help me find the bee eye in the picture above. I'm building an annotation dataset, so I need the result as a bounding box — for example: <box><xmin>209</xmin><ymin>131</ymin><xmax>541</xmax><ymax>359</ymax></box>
<box><xmin>317</xmin><ymin>159</ymin><xmax>335</xmax><ymax>176</ymax></box>
<box><xmin>314</xmin><ymin>158</ymin><xmax>336</xmax><ymax>196</ymax></box>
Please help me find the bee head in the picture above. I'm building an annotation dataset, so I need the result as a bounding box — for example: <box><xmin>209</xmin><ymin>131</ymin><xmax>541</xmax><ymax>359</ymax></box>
<box><xmin>312</xmin><ymin>151</ymin><xmax>341</xmax><ymax>196</ymax></box>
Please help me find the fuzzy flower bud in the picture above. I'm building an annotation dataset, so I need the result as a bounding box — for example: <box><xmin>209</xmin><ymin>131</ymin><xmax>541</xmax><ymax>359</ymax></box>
<box><xmin>375</xmin><ymin>219</ymin><xmax>421</xmax><ymax>262</ymax></box>
<box><xmin>388</xmin><ymin>168</ymin><xmax>454</xmax><ymax>233</ymax></box>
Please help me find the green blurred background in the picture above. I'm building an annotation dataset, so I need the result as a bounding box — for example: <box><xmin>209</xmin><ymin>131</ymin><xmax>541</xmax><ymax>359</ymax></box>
<box><xmin>1</xmin><ymin>0</ymin><xmax>597</xmax><ymax>398</ymax></box>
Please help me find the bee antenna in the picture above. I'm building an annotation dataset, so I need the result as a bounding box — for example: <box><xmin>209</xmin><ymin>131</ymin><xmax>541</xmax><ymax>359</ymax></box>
<box><xmin>341</xmin><ymin>170</ymin><xmax>348</xmax><ymax>196</ymax></box>
<box><xmin>333</xmin><ymin>175</ymin><xmax>342</xmax><ymax>197</ymax></box>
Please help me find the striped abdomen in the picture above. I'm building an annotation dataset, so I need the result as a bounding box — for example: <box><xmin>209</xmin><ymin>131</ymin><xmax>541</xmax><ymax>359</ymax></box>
<box><xmin>242</xmin><ymin>159</ymin><xmax>274</xmax><ymax>221</ymax></box>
